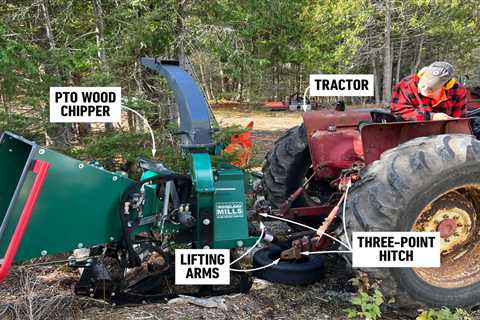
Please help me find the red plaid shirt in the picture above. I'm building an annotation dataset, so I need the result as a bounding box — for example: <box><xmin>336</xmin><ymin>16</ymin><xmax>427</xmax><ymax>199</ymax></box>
<box><xmin>390</xmin><ymin>74</ymin><xmax>467</xmax><ymax>121</ymax></box>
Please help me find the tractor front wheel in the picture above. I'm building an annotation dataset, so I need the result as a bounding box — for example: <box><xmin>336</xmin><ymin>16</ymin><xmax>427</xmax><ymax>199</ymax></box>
<box><xmin>340</xmin><ymin>134</ymin><xmax>480</xmax><ymax>308</ymax></box>
<box><xmin>262</xmin><ymin>124</ymin><xmax>335</xmax><ymax>227</ymax></box>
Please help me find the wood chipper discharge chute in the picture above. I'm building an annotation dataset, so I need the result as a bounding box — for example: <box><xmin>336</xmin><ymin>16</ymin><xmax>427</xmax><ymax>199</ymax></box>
<box><xmin>0</xmin><ymin>59</ymin><xmax>260</xmax><ymax>304</ymax></box>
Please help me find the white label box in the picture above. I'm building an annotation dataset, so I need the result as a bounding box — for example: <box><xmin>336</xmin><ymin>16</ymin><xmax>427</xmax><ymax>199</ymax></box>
<box><xmin>175</xmin><ymin>249</ymin><xmax>230</xmax><ymax>285</ymax></box>
<box><xmin>309</xmin><ymin>74</ymin><xmax>374</xmax><ymax>97</ymax></box>
<box><xmin>50</xmin><ymin>87</ymin><xmax>121</xmax><ymax>123</ymax></box>
<box><xmin>352</xmin><ymin>232</ymin><xmax>440</xmax><ymax>268</ymax></box>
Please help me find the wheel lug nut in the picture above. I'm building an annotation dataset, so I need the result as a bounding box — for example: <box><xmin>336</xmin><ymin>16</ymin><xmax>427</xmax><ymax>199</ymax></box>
<box><xmin>457</xmin><ymin>224</ymin><xmax>463</xmax><ymax>227</ymax></box>
<box><xmin>453</xmin><ymin>233</ymin><xmax>459</xmax><ymax>237</ymax></box>
<box><xmin>443</xmin><ymin>214</ymin><xmax>449</xmax><ymax>219</ymax></box>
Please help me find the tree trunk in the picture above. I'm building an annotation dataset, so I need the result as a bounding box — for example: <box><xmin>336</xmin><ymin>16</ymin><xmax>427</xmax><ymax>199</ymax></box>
<box><xmin>412</xmin><ymin>36</ymin><xmax>424</xmax><ymax>73</ymax></box>
<box><xmin>395</xmin><ymin>34</ymin><xmax>404</xmax><ymax>84</ymax></box>
<box><xmin>199</xmin><ymin>62</ymin><xmax>211</xmax><ymax>100</ymax></box>
<box><xmin>175</xmin><ymin>0</ymin><xmax>186</xmax><ymax>68</ymax></box>
<box><xmin>245</xmin><ymin>70</ymin><xmax>251</xmax><ymax>103</ymax></box>
<box><xmin>382</xmin><ymin>0</ymin><xmax>393</xmax><ymax>105</ymax></box>
<box><xmin>40</xmin><ymin>0</ymin><xmax>71</xmax><ymax>149</ymax></box>
<box><xmin>236</xmin><ymin>66</ymin><xmax>243</xmax><ymax>101</ymax></box>
<box><xmin>372</xmin><ymin>56</ymin><xmax>381</xmax><ymax>105</ymax></box>
<box><xmin>219</xmin><ymin>61</ymin><xmax>225</xmax><ymax>94</ymax></box>
<box><xmin>208</xmin><ymin>68</ymin><xmax>215</xmax><ymax>101</ymax></box>
<box><xmin>92</xmin><ymin>0</ymin><xmax>108</xmax><ymax>72</ymax></box>
<box><xmin>92</xmin><ymin>0</ymin><xmax>113</xmax><ymax>131</ymax></box>
<box><xmin>1</xmin><ymin>91</ymin><xmax>9</xmax><ymax>124</ymax></box>
<box><xmin>272</xmin><ymin>63</ymin><xmax>277</xmax><ymax>100</ymax></box>
<box><xmin>127</xmin><ymin>112</ymin><xmax>136</xmax><ymax>133</ymax></box>
<box><xmin>40</xmin><ymin>0</ymin><xmax>56</xmax><ymax>49</ymax></box>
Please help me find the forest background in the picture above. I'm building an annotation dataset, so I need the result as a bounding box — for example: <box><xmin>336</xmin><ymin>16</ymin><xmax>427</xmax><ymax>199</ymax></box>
<box><xmin>1</xmin><ymin>0</ymin><xmax>479</xmax><ymax>170</ymax></box>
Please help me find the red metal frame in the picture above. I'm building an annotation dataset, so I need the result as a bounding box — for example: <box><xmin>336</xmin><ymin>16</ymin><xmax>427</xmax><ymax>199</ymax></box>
<box><xmin>286</xmin><ymin>206</ymin><xmax>333</xmax><ymax>219</ymax></box>
<box><xmin>278</xmin><ymin>110</ymin><xmax>475</xmax><ymax>225</ymax></box>
<box><xmin>264</xmin><ymin>101</ymin><xmax>288</xmax><ymax>110</ymax></box>
<box><xmin>0</xmin><ymin>160</ymin><xmax>50</xmax><ymax>283</ymax></box>
<box><xmin>303</xmin><ymin>110</ymin><xmax>371</xmax><ymax>179</ymax></box>
<box><xmin>303</xmin><ymin>110</ymin><xmax>473</xmax><ymax>176</ymax></box>
<box><xmin>361</xmin><ymin>119</ymin><xmax>471</xmax><ymax>164</ymax></box>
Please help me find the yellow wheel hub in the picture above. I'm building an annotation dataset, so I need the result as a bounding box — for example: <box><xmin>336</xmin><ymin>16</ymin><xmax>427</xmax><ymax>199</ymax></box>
<box><xmin>411</xmin><ymin>187</ymin><xmax>480</xmax><ymax>289</ymax></box>
<box><xmin>419</xmin><ymin>207</ymin><xmax>472</xmax><ymax>254</ymax></box>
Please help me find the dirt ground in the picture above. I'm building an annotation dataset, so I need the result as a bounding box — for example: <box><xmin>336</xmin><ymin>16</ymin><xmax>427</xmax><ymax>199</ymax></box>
<box><xmin>1</xmin><ymin>107</ymin><xmax>479</xmax><ymax>320</ymax></box>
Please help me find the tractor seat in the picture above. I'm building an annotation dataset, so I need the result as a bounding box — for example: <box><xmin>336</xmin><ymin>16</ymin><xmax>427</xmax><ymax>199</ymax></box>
<box><xmin>138</xmin><ymin>158</ymin><xmax>173</xmax><ymax>176</ymax></box>
<box><xmin>370</xmin><ymin>109</ymin><xmax>400</xmax><ymax>123</ymax></box>
<box><xmin>358</xmin><ymin>110</ymin><xmax>401</xmax><ymax>132</ymax></box>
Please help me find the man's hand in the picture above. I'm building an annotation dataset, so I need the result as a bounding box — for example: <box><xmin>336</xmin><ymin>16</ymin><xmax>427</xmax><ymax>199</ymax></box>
<box><xmin>432</xmin><ymin>112</ymin><xmax>452</xmax><ymax>120</ymax></box>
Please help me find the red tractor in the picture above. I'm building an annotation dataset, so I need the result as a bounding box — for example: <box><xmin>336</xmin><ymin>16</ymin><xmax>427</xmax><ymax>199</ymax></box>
<box><xmin>259</xmin><ymin>105</ymin><xmax>480</xmax><ymax>308</ymax></box>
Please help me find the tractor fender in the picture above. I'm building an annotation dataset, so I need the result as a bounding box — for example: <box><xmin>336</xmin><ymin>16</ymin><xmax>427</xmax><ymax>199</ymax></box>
<box><xmin>301</xmin><ymin>109</ymin><xmax>371</xmax><ymax>146</ymax></box>
<box><xmin>302</xmin><ymin>110</ymin><xmax>370</xmax><ymax>176</ymax></box>
<box><xmin>309</xmin><ymin>129</ymin><xmax>364</xmax><ymax>178</ymax></box>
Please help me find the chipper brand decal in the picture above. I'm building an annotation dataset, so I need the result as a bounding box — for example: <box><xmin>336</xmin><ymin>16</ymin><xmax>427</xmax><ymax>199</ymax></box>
<box><xmin>352</xmin><ymin>232</ymin><xmax>440</xmax><ymax>268</ymax></box>
<box><xmin>50</xmin><ymin>87</ymin><xmax>121</xmax><ymax>123</ymax></box>
<box><xmin>216</xmin><ymin>202</ymin><xmax>244</xmax><ymax>219</ymax></box>
<box><xmin>175</xmin><ymin>249</ymin><xmax>230</xmax><ymax>285</ymax></box>
<box><xmin>309</xmin><ymin>74</ymin><xmax>374</xmax><ymax>96</ymax></box>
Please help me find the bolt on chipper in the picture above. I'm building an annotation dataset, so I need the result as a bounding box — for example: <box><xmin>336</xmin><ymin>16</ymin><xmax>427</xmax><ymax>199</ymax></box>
<box><xmin>0</xmin><ymin>58</ymin><xmax>264</xmax><ymax>304</ymax></box>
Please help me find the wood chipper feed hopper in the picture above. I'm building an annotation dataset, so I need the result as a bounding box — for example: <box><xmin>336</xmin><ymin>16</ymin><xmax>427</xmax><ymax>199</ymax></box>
<box><xmin>0</xmin><ymin>131</ymin><xmax>133</xmax><ymax>270</ymax></box>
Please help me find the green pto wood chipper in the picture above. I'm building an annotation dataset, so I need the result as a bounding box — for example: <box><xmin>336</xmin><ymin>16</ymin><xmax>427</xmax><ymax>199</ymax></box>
<box><xmin>0</xmin><ymin>58</ymin><xmax>261</xmax><ymax>304</ymax></box>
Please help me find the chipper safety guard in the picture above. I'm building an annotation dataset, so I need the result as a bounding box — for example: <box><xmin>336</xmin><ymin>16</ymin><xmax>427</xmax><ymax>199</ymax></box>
<box><xmin>0</xmin><ymin>58</ymin><xmax>260</xmax><ymax>304</ymax></box>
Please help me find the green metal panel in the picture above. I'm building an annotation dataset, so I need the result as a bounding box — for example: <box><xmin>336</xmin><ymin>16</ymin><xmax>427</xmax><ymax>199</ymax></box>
<box><xmin>0</xmin><ymin>144</ymin><xmax>135</xmax><ymax>262</ymax></box>
<box><xmin>189</xmin><ymin>154</ymin><xmax>258</xmax><ymax>249</ymax></box>
<box><xmin>0</xmin><ymin>135</ymin><xmax>33</xmax><ymax>229</ymax></box>
<box><xmin>191</xmin><ymin>153</ymin><xmax>214</xmax><ymax>193</ymax></box>
<box><xmin>213</xmin><ymin>167</ymin><xmax>258</xmax><ymax>249</ymax></box>
<box><xmin>191</xmin><ymin>153</ymin><xmax>215</xmax><ymax>248</ymax></box>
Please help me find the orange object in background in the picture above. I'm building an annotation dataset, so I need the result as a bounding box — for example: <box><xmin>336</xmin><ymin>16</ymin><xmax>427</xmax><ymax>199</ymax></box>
<box><xmin>223</xmin><ymin>121</ymin><xmax>254</xmax><ymax>167</ymax></box>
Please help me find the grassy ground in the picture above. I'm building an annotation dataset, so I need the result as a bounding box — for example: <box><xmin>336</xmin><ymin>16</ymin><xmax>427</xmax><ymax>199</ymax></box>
<box><xmin>1</xmin><ymin>107</ymin><xmax>479</xmax><ymax>319</ymax></box>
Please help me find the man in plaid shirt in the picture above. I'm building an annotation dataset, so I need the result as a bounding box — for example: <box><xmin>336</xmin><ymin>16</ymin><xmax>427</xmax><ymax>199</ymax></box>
<box><xmin>390</xmin><ymin>61</ymin><xmax>467</xmax><ymax>121</ymax></box>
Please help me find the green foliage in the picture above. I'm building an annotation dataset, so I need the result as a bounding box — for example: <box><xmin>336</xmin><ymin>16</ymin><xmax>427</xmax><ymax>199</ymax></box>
<box><xmin>1</xmin><ymin>0</ymin><xmax>479</xmax><ymax>177</ymax></box>
<box><xmin>416</xmin><ymin>307</ymin><xmax>472</xmax><ymax>320</ymax></box>
<box><xmin>66</xmin><ymin>128</ymin><xmax>186</xmax><ymax>178</ymax></box>
<box><xmin>212</xmin><ymin>124</ymin><xmax>249</xmax><ymax>146</ymax></box>
<box><xmin>344</xmin><ymin>289</ymin><xmax>384</xmax><ymax>320</ymax></box>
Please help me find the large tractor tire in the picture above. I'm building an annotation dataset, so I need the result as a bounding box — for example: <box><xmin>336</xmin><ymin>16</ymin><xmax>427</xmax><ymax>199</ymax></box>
<box><xmin>339</xmin><ymin>134</ymin><xmax>480</xmax><ymax>308</ymax></box>
<box><xmin>262</xmin><ymin>125</ymin><xmax>334</xmax><ymax>227</ymax></box>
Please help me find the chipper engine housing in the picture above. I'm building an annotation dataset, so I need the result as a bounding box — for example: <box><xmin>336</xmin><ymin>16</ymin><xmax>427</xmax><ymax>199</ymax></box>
<box><xmin>0</xmin><ymin>59</ymin><xmax>258</xmax><ymax>303</ymax></box>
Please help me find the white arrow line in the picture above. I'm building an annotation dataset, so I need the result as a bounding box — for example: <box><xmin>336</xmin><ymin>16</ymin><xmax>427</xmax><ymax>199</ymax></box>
<box><xmin>259</xmin><ymin>212</ymin><xmax>352</xmax><ymax>251</ymax></box>
<box><xmin>342</xmin><ymin>182</ymin><xmax>352</xmax><ymax>251</ymax></box>
<box><xmin>121</xmin><ymin>105</ymin><xmax>157</xmax><ymax>157</ymax></box>
<box><xmin>230</xmin><ymin>222</ymin><xmax>265</xmax><ymax>265</ymax></box>
<box><xmin>230</xmin><ymin>258</ymin><xmax>280</xmax><ymax>272</ymax></box>
<box><xmin>301</xmin><ymin>250</ymin><xmax>352</xmax><ymax>256</ymax></box>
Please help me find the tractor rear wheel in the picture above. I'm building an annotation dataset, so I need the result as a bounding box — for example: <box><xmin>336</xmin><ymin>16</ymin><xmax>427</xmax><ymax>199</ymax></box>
<box><xmin>340</xmin><ymin>134</ymin><xmax>480</xmax><ymax>308</ymax></box>
<box><xmin>262</xmin><ymin>124</ymin><xmax>334</xmax><ymax>227</ymax></box>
